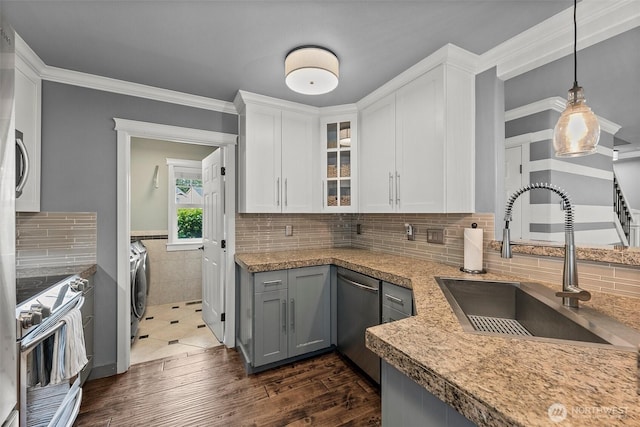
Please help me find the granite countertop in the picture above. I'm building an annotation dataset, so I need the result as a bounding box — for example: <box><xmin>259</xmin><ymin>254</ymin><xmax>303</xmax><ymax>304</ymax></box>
<box><xmin>235</xmin><ymin>248</ymin><xmax>640</xmax><ymax>426</ymax></box>
<box><xmin>16</xmin><ymin>264</ymin><xmax>97</xmax><ymax>280</ymax></box>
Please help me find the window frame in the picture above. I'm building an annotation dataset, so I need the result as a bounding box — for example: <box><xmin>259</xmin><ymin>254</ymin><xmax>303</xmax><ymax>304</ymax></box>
<box><xmin>166</xmin><ymin>158</ymin><xmax>203</xmax><ymax>251</ymax></box>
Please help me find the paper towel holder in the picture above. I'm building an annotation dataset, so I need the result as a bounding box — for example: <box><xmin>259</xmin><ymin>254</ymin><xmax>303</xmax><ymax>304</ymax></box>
<box><xmin>460</xmin><ymin>223</ymin><xmax>487</xmax><ymax>274</ymax></box>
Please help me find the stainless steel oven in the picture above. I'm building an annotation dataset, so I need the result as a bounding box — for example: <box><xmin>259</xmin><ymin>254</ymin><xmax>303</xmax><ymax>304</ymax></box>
<box><xmin>16</xmin><ymin>274</ymin><xmax>88</xmax><ymax>427</ymax></box>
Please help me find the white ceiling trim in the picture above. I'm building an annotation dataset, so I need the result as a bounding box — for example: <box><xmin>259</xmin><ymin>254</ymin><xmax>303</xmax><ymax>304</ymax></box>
<box><xmin>357</xmin><ymin>44</ymin><xmax>479</xmax><ymax>110</ymax></box>
<box><xmin>478</xmin><ymin>0</ymin><xmax>640</xmax><ymax>80</ymax></box>
<box><xmin>16</xmin><ymin>33</ymin><xmax>236</xmax><ymax>115</ymax></box>
<box><xmin>42</xmin><ymin>66</ymin><xmax>237</xmax><ymax>115</ymax></box>
<box><xmin>234</xmin><ymin>90</ymin><xmax>321</xmax><ymax>115</ymax></box>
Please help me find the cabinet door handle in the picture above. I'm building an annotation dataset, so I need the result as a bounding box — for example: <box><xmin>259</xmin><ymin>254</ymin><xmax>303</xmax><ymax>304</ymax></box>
<box><xmin>282</xmin><ymin>300</ymin><xmax>287</xmax><ymax>333</ymax></box>
<box><xmin>290</xmin><ymin>299</ymin><xmax>295</xmax><ymax>332</ymax></box>
<box><xmin>385</xmin><ymin>293</ymin><xmax>404</xmax><ymax>305</ymax></box>
<box><xmin>389</xmin><ymin>172</ymin><xmax>393</xmax><ymax>206</ymax></box>
<box><xmin>263</xmin><ymin>280</ymin><xmax>282</xmax><ymax>286</ymax></box>
<box><xmin>396</xmin><ymin>172</ymin><xmax>400</xmax><ymax>205</ymax></box>
<box><xmin>284</xmin><ymin>178</ymin><xmax>288</xmax><ymax>207</ymax></box>
<box><xmin>276</xmin><ymin>178</ymin><xmax>280</xmax><ymax>206</ymax></box>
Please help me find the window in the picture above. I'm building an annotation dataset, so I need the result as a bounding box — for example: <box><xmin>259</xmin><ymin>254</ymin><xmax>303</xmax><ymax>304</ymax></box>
<box><xmin>167</xmin><ymin>159</ymin><xmax>203</xmax><ymax>251</ymax></box>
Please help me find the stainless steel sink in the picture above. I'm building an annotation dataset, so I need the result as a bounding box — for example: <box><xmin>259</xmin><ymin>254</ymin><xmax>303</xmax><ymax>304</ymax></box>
<box><xmin>436</xmin><ymin>277</ymin><xmax>640</xmax><ymax>350</ymax></box>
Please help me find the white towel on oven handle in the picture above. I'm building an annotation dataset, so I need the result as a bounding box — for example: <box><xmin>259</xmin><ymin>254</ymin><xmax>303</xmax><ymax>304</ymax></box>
<box><xmin>50</xmin><ymin>308</ymin><xmax>88</xmax><ymax>384</ymax></box>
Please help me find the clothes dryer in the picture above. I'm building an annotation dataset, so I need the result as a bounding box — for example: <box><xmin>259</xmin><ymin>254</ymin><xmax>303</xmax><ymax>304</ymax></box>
<box><xmin>130</xmin><ymin>241</ymin><xmax>150</xmax><ymax>342</ymax></box>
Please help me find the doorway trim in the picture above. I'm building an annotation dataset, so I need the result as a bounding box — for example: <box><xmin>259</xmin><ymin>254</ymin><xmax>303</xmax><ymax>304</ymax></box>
<box><xmin>114</xmin><ymin>118</ymin><xmax>237</xmax><ymax>374</ymax></box>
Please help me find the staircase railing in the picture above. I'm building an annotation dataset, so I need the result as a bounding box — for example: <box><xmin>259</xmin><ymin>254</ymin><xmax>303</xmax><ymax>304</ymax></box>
<box><xmin>613</xmin><ymin>174</ymin><xmax>632</xmax><ymax>244</ymax></box>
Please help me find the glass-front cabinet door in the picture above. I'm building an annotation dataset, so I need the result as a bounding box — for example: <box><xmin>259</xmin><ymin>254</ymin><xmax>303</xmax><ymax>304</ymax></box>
<box><xmin>321</xmin><ymin>113</ymin><xmax>357</xmax><ymax>212</ymax></box>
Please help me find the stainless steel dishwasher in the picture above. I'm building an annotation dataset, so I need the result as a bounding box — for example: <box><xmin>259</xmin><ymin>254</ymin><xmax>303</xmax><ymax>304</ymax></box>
<box><xmin>337</xmin><ymin>268</ymin><xmax>381</xmax><ymax>384</ymax></box>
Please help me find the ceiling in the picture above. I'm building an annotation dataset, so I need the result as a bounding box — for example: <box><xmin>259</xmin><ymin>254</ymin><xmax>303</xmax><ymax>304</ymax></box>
<box><xmin>3</xmin><ymin>0</ymin><xmax>573</xmax><ymax>107</ymax></box>
<box><xmin>4</xmin><ymin>1</ymin><xmax>637</xmax><ymax>152</ymax></box>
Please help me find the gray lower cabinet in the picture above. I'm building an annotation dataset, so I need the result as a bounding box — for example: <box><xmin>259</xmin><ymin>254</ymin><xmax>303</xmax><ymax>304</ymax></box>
<box><xmin>382</xmin><ymin>361</ymin><xmax>475</xmax><ymax>427</ymax></box>
<box><xmin>381</xmin><ymin>282</ymin><xmax>413</xmax><ymax>324</ymax></box>
<box><xmin>238</xmin><ymin>265</ymin><xmax>331</xmax><ymax>369</ymax></box>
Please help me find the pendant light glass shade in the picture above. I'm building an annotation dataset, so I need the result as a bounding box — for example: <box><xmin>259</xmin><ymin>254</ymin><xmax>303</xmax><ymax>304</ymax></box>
<box><xmin>285</xmin><ymin>46</ymin><xmax>339</xmax><ymax>95</ymax></box>
<box><xmin>553</xmin><ymin>85</ymin><xmax>600</xmax><ymax>157</ymax></box>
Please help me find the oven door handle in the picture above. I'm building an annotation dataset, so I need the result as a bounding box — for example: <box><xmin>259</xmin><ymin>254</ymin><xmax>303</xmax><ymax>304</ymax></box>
<box><xmin>20</xmin><ymin>296</ymin><xmax>85</xmax><ymax>353</ymax></box>
<box><xmin>16</xmin><ymin>136</ymin><xmax>29</xmax><ymax>198</ymax></box>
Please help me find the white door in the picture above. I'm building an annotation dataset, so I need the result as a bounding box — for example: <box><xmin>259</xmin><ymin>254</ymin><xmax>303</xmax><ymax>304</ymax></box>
<box><xmin>202</xmin><ymin>149</ymin><xmax>224</xmax><ymax>342</ymax></box>
<box><xmin>505</xmin><ymin>146</ymin><xmax>523</xmax><ymax>240</ymax></box>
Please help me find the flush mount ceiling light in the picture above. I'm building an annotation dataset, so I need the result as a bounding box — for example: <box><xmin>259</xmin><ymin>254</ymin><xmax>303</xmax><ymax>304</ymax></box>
<box><xmin>285</xmin><ymin>46</ymin><xmax>339</xmax><ymax>95</ymax></box>
<box><xmin>552</xmin><ymin>0</ymin><xmax>600</xmax><ymax>157</ymax></box>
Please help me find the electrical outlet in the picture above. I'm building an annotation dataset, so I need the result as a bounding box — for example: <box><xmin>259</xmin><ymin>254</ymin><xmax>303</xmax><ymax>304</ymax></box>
<box><xmin>285</xmin><ymin>225</ymin><xmax>293</xmax><ymax>236</ymax></box>
<box><xmin>427</xmin><ymin>228</ymin><xmax>444</xmax><ymax>244</ymax></box>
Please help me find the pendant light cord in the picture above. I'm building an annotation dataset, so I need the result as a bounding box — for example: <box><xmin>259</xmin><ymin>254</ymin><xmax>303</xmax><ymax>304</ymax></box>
<box><xmin>573</xmin><ymin>0</ymin><xmax>578</xmax><ymax>87</ymax></box>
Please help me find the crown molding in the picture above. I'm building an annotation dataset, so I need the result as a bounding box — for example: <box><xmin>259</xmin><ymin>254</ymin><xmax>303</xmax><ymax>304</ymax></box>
<box><xmin>15</xmin><ymin>32</ymin><xmax>46</xmax><ymax>77</ymax></box>
<box><xmin>504</xmin><ymin>97</ymin><xmax>566</xmax><ymax>122</ymax></box>
<box><xmin>356</xmin><ymin>44</ymin><xmax>479</xmax><ymax>110</ymax></box>
<box><xmin>15</xmin><ymin>32</ymin><xmax>236</xmax><ymax>115</ymax></box>
<box><xmin>479</xmin><ymin>0</ymin><xmax>640</xmax><ymax>80</ymax></box>
<box><xmin>319</xmin><ymin>103</ymin><xmax>358</xmax><ymax>117</ymax></box>
<box><xmin>234</xmin><ymin>90</ymin><xmax>321</xmax><ymax>115</ymax></box>
<box><xmin>42</xmin><ymin>66</ymin><xmax>236</xmax><ymax>114</ymax></box>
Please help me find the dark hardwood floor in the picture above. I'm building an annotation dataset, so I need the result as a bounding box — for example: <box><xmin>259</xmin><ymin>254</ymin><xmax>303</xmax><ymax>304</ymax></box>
<box><xmin>76</xmin><ymin>347</ymin><xmax>381</xmax><ymax>426</ymax></box>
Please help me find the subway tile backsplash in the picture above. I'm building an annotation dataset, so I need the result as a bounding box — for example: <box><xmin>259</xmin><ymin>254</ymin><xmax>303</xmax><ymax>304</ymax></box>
<box><xmin>236</xmin><ymin>212</ymin><xmax>640</xmax><ymax>299</ymax></box>
<box><xmin>236</xmin><ymin>212</ymin><xmax>494</xmax><ymax>267</ymax></box>
<box><xmin>16</xmin><ymin>212</ymin><xmax>97</xmax><ymax>268</ymax></box>
<box><xmin>236</xmin><ymin>213</ymin><xmax>352</xmax><ymax>253</ymax></box>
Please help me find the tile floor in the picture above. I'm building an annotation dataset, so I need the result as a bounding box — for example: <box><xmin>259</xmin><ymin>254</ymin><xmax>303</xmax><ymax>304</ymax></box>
<box><xmin>130</xmin><ymin>300</ymin><xmax>222</xmax><ymax>365</ymax></box>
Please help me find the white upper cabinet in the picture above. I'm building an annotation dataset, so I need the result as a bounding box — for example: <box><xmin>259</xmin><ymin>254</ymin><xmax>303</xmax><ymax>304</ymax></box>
<box><xmin>359</xmin><ymin>94</ymin><xmax>396</xmax><ymax>213</ymax></box>
<box><xmin>359</xmin><ymin>46</ymin><xmax>476</xmax><ymax>213</ymax></box>
<box><xmin>15</xmin><ymin>49</ymin><xmax>42</xmax><ymax>212</ymax></box>
<box><xmin>235</xmin><ymin>91</ymin><xmax>317</xmax><ymax>213</ymax></box>
<box><xmin>281</xmin><ymin>109</ymin><xmax>315</xmax><ymax>212</ymax></box>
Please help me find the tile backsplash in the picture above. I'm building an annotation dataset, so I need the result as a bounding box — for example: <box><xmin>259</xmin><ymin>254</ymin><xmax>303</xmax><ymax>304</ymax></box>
<box><xmin>236</xmin><ymin>212</ymin><xmax>640</xmax><ymax>299</ymax></box>
<box><xmin>236</xmin><ymin>213</ymin><xmax>352</xmax><ymax>252</ymax></box>
<box><xmin>16</xmin><ymin>212</ymin><xmax>97</xmax><ymax>268</ymax></box>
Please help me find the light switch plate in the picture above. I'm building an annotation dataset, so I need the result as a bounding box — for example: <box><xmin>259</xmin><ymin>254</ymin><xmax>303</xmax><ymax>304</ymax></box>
<box><xmin>285</xmin><ymin>225</ymin><xmax>293</xmax><ymax>236</ymax></box>
<box><xmin>427</xmin><ymin>228</ymin><xmax>444</xmax><ymax>244</ymax></box>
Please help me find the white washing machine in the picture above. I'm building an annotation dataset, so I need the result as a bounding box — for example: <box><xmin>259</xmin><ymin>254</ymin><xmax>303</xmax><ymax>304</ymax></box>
<box><xmin>130</xmin><ymin>240</ymin><xmax>149</xmax><ymax>342</ymax></box>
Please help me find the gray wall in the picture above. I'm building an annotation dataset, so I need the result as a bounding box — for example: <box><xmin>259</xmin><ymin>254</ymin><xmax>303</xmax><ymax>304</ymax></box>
<box><xmin>614</xmin><ymin>158</ymin><xmax>640</xmax><ymax>210</ymax></box>
<box><xmin>475</xmin><ymin>67</ymin><xmax>504</xmax><ymax>237</ymax></box>
<box><xmin>41</xmin><ymin>81</ymin><xmax>236</xmax><ymax>376</ymax></box>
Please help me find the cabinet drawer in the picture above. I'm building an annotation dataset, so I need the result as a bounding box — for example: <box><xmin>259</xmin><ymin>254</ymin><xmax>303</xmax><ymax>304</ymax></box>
<box><xmin>255</xmin><ymin>270</ymin><xmax>288</xmax><ymax>293</ymax></box>
<box><xmin>382</xmin><ymin>305</ymin><xmax>410</xmax><ymax>324</ymax></box>
<box><xmin>382</xmin><ymin>282</ymin><xmax>412</xmax><ymax>316</ymax></box>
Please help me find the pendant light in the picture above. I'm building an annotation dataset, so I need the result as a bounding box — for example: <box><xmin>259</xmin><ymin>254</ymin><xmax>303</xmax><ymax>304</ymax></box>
<box><xmin>552</xmin><ymin>0</ymin><xmax>600</xmax><ymax>157</ymax></box>
<box><xmin>285</xmin><ymin>46</ymin><xmax>339</xmax><ymax>95</ymax></box>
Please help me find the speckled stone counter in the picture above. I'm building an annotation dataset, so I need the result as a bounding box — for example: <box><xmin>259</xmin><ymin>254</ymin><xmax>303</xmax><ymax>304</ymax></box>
<box><xmin>236</xmin><ymin>248</ymin><xmax>640</xmax><ymax>426</ymax></box>
<box><xmin>16</xmin><ymin>263</ymin><xmax>97</xmax><ymax>280</ymax></box>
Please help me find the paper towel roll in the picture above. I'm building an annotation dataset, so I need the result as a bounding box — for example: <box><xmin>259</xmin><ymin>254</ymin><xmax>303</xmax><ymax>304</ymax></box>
<box><xmin>463</xmin><ymin>227</ymin><xmax>483</xmax><ymax>271</ymax></box>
